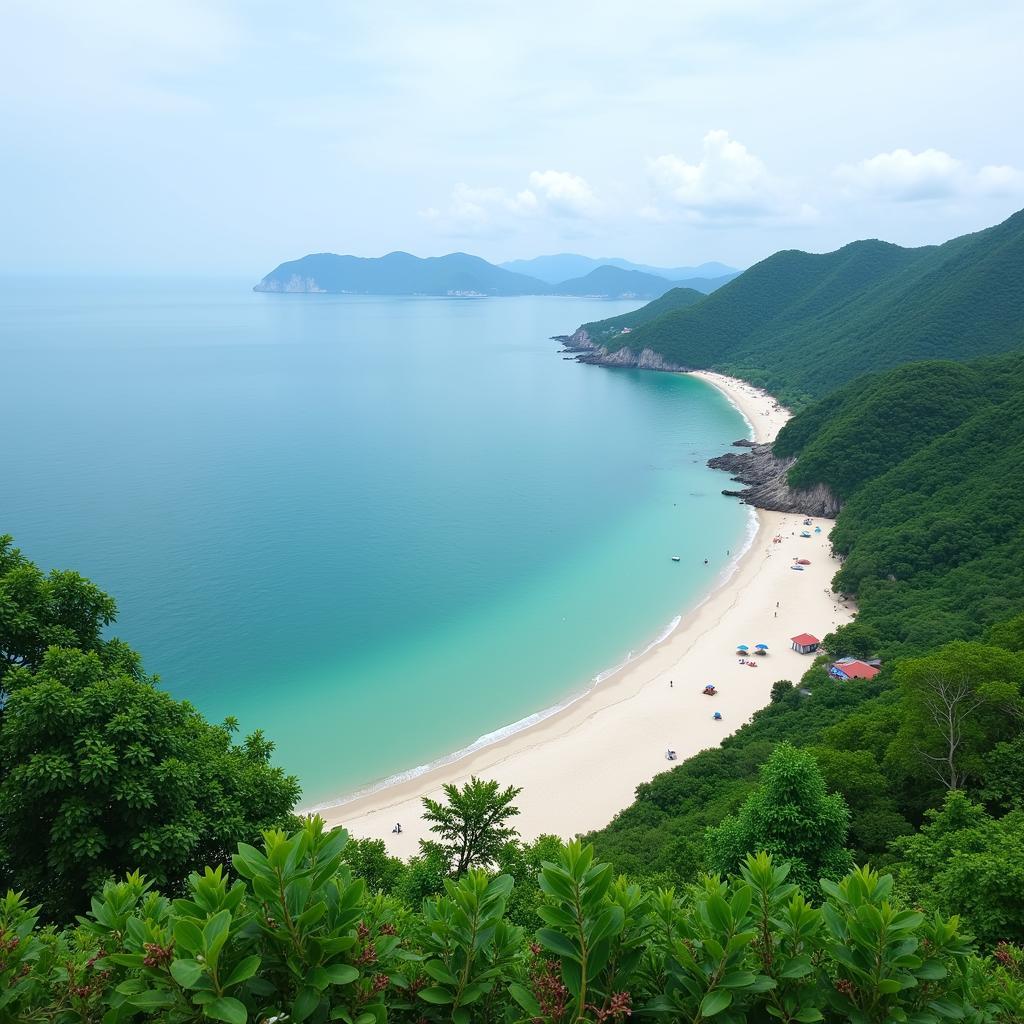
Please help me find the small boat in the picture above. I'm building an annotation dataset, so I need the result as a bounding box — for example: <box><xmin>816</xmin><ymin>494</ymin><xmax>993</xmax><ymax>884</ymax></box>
<box><xmin>800</xmin><ymin>531</ymin><xmax>812</xmax><ymax>538</ymax></box>
<box><xmin>790</xmin><ymin>564</ymin><xmax>805</xmax><ymax>571</ymax></box>
<box><xmin>671</xmin><ymin>555</ymin><xmax>681</xmax><ymax>562</ymax></box>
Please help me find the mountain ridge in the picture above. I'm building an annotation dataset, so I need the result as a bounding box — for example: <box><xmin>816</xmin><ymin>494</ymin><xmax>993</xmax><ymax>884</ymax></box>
<box><xmin>563</xmin><ymin>208</ymin><xmax>1024</xmax><ymax>405</ymax></box>
<box><xmin>254</xmin><ymin>251</ymin><xmax>738</xmax><ymax>297</ymax></box>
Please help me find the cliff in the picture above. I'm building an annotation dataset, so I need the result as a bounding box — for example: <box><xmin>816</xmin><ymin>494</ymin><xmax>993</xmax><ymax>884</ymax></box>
<box><xmin>707</xmin><ymin>440</ymin><xmax>842</xmax><ymax>517</ymax></box>
<box><xmin>555</xmin><ymin>327</ymin><xmax>691</xmax><ymax>372</ymax></box>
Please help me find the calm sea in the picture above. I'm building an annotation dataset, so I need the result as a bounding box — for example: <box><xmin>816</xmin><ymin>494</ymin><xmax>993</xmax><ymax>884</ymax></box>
<box><xmin>0</xmin><ymin>279</ymin><xmax>751</xmax><ymax>805</ymax></box>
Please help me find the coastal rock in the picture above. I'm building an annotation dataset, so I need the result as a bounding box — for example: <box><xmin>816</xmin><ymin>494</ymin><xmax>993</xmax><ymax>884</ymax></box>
<box><xmin>707</xmin><ymin>443</ymin><xmax>841</xmax><ymax>517</ymax></box>
<box><xmin>553</xmin><ymin>328</ymin><xmax>690</xmax><ymax>372</ymax></box>
<box><xmin>254</xmin><ymin>274</ymin><xmax>326</xmax><ymax>293</ymax></box>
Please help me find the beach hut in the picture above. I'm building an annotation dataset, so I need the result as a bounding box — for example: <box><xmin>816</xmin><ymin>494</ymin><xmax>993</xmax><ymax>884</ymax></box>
<box><xmin>754</xmin><ymin>643</ymin><xmax>769</xmax><ymax>656</ymax></box>
<box><xmin>790</xmin><ymin>633</ymin><xmax>820</xmax><ymax>655</ymax></box>
<box><xmin>829</xmin><ymin>657</ymin><xmax>881</xmax><ymax>681</ymax></box>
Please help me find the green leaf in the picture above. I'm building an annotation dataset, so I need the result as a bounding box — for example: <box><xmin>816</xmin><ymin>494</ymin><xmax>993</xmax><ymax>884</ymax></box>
<box><xmin>794</xmin><ymin>1010</ymin><xmax>824</xmax><ymax>1023</ymax></box>
<box><xmin>170</xmin><ymin>958</ymin><xmax>204</xmax><ymax>989</ymax></box>
<box><xmin>914</xmin><ymin>961</ymin><xmax>947</xmax><ymax>981</ymax></box>
<box><xmin>422</xmin><ymin>960</ymin><xmax>458</xmax><ymax>986</ymax></box>
<box><xmin>418</xmin><ymin>986</ymin><xmax>455</xmax><ymax>1005</ymax></box>
<box><xmin>537</xmin><ymin>927</ymin><xmax>581</xmax><ymax>961</ymax></box>
<box><xmin>174</xmin><ymin>919</ymin><xmax>204</xmax><ymax>954</ymax></box>
<box><xmin>509</xmin><ymin>983</ymin><xmax>541</xmax><ymax>1016</ymax></box>
<box><xmin>927</xmin><ymin>998</ymin><xmax>966</xmax><ymax>1020</ymax></box>
<box><xmin>779</xmin><ymin>955</ymin><xmax>813</xmax><ymax>979</ymax></box>
<box><xmin>128</xmin><ymin>990</ymin><xmax>176</xmax><ymax>1010</ymax></box>
<box><xmin>223</xmin><ymin>955</ymin><xmax>260</xmax><ymax>989</ymax></box>
<box><xmin>204</xmin><ymin>995</ymin><xmax>247</xmax><ymax>1024</ymax></box>
<box><xmin>453</xmin><ymin>1009</ymin><xmax>470</xmax><ymax>1024</ymax></box>
<box><xmin>700</xmin><ymin>989</ymin><xmax>733</xmax><ymax>1017</ymax></box>
<box><xmin>203</xmin><ymin>910</ymin><xmax>232</xmax><ymax>958</ymax></box>
<box><xmin>324</xmin><ymin>964</ymin><xmax>359</xmax><ymax>986</ymax></box>
<box><xmin>706</xmin><ymin>893</ymin><xmax>732</xmax><ymax>933</ymax></box>
<box><xmin>720</xmin><ymin>971</ymin><xmax>756</xmax><ymax>989</ymax></box>
<box><xmin>292</xmin><ymin>985</ymin><xmax>321</xmax><ymax>1023</ymax></box>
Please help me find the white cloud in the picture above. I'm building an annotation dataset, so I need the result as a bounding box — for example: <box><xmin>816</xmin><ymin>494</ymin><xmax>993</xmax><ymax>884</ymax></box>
<box><xmin>644</xmin><ymin>130</ymin><xmax>816</xmax><ymax>224</ymax></box>
<box><xmin>527</xmin><ymin>170</ymin><xmax>600</xmax><ymax>217</ymax></box>
<box><xmin>836</xmin><ymin>148</ymin><xmax>1024</xmax><ymax>201</ymax></box>
<box><xmin>422</xmin><ymin>170</ymin><xmax>599</xmax><ymax>235</ymax></box>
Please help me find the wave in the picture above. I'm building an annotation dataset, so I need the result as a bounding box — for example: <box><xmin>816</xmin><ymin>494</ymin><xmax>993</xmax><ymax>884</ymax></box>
<box><xmin>302</xmin><ymin>505</ymin><xmax>762</xmax><ymax>818</ymax></box>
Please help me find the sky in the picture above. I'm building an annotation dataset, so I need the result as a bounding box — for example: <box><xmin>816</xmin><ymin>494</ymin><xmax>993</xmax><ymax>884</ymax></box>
<box><xmin>2</xmin><ymin>0</ymin><xmax>1023</xmax><ymax>276</ymax></box>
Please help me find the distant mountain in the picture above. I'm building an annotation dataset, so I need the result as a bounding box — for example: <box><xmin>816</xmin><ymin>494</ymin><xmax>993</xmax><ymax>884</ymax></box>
<box><xmin>254</xmin><ymin>251</ymin><xmax>549</xmax><ymax>296</ymax></box>
<box><xmin>552</xmin><ymin>266</ymin><xmax>679</xmax><ymax>299</ymax></box>
<box><xmin>500</xmin><ymin>254</ymin><xmax>738</xmax><ymax>285</ymax></box>
<box><xmin>254</xmin><ymin>249</ymin><xmax>739</xmax><ymax>298</ymax></box>
<box><xmin>567</xmin><ymin>208</ymin><xmax>1024</xmax><ymax>405</ymax></box>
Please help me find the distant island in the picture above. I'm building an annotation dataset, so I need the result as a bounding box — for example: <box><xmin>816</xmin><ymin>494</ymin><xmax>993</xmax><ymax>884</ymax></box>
<box><xmin>253</xmin><ymin>250</ymin><xmax>738</xmax><ymax>298</ymax></box>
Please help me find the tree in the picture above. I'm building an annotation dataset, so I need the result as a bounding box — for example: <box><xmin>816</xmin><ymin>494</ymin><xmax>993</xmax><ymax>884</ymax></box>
<box><xmin>894</xmin><ymin>641</ymin><xmax>1023</xmax><ymax>792</ymax></box>
<box><xmin>0</xmin><ymin>538</ymin><xmax>300</xmax><ymax>919</ymax></box>
<box><xmin>0</xmin><ymin>646</ymin><xmax>300</xmax><ymax>919</ymax></box>
<box><xmin>893</xmin><ymin>791</ymin><xmax>1024</xmax><ymax>946</ymax></box>
<box><xmin>0</xmin><ymin>534</ymin><xmax>121</xmax><ymax>686</ymax></box>
<box><xmin>707</xmin><ymin>743</ymin><xmax>852</xmax><ymax>892</ymax></box>
<box><xmin>420</xmin><ymin>776</ymin><xmax>522</xmax><ymax>875</ymax></box>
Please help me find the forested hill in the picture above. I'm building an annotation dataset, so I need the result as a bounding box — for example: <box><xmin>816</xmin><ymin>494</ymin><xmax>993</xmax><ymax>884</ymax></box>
<box><xmin>566</xmin><ymin>285</ymin><xmax>705</xmax><ymax>346</ymax></box>
<box><xmin>568</xmin><ymin>208</ymin><xmax>1024</xmax><ymax>405</ymax></box>
<box><xmin>588</xmin><ymin>351</ymin><xmax>1024</xmax><ymax>920</ymax></box>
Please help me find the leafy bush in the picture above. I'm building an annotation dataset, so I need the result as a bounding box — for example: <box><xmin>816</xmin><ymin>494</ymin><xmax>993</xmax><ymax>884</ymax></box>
<box><xmin>6</xmin><ymin>822</ymin><xmax>1022</xmax><ymax>1023</ymax></box>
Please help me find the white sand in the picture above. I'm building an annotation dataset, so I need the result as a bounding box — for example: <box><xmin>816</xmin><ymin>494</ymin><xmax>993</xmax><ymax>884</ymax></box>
<box><xmin>322</xmin><ymin>372</ymin><xmax>852</xmax><ymax>856</ymax></box>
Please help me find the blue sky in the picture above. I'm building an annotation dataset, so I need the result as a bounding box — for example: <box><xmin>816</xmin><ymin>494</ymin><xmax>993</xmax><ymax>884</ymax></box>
<box><xmin>2</xmin><ymin>0</ymin><xmax>1023</xmax><ymax>274</ymax></box>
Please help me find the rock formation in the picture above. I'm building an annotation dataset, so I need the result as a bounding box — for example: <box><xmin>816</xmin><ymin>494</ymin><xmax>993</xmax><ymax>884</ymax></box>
<box><xmin>707</xmin><ymin>441</ymin><xmax>841</xmax><ymax>517</ymax></box>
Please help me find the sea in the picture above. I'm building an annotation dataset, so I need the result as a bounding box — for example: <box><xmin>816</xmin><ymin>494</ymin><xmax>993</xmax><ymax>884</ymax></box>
<box><xmin>0</xmin><ymin>279</ymin><xmax>752</xmax><ymax>807</ymax></box>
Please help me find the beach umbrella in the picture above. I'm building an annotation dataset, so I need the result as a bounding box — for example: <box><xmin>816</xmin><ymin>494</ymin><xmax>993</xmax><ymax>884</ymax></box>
<box><xmin>736</xmin><ymin>644</ymin><xmax>749</xmax><ymax>651</ymax></box>
<box><xmin>797</xmin><ymin>559</ymin><xmax>811</xmax><ymax>565</ymax></box>
<box><xmin>755</xmin><ymin>643</ymin><xmax>768</xmax><ymax>649</ymax></box>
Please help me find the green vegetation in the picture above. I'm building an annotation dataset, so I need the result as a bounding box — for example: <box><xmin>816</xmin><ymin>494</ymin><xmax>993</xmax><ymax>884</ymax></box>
<box><xmin>585</xmin><ymin>348</ymin><xmax>1024</xmax><ymax>965</ymax></box>
<box><xmin>3</xmin><ymin>517</ymin><xmax>1024</xmax><ymax>1018</ymax></box>
<box><xmin>573</xmin><ymin>286</ymin><xmax>705</xmax><ymax>347</ymax></box>
<box><xmin>421</xmin><ymin>777</ymin><xmax>523</xmax><ymax>875</ymax></box>
<box><xmin>0</xmin><ymin>536</ymin><xmax>300</xmax><ymax>921</ymax></box>
<box><xmin>573</xmin><ymin>208</ymin><xmax>1024</xmax><ymax>405</ymax></box>
<box><xmin>9</xmin><ymin>231</ymin><xmax>1024</xmax><ymax>1015</ymax></box>
<box><xmin>4</xmin><ymin>818</ymin><xmax>1022</xmax><ymax>1023</ymax></box>
<box><xmin>768</xmin><ymin>353</ymin><xmax>1024</xmax><ymax>658</ymax></box>
<box><xmin>707</xmin><ymin>744</ymin><xmax>852</xmax><ymax>893</ymax></box>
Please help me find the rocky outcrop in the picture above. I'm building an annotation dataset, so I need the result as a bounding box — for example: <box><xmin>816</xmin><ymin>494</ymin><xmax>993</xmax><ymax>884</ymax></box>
<box><xmin>707</xmin><ymin>440</ymin><xmax>841</xmax><ymax>517</ymax></box>
<box><xmin>554</xmin><ymin>328</ymin><xmax>690</xmax><ymax>372</ymax></box>
<box><xmin>254</xmin><ymin>275</ymin><xmax>326</xmax><ymax>293</ymax></box>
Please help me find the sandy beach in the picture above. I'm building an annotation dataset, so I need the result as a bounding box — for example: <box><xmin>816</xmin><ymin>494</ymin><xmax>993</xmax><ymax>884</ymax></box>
<box><xmin>322</xmin><ymin>371</ymin><xmax>852</xmax><ymax>856</ymax></box>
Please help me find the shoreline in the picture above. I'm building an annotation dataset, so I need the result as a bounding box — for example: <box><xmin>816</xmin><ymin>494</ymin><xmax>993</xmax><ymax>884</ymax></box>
<box><xmin>322</xmin><ymin>372</ymin><xmax>852</xmax><ymax>855</ymax></box>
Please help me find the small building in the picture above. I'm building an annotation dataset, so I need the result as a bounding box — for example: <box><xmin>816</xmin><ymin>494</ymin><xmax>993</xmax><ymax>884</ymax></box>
<box><xmin>790</xmin><ymin>632</ymin><xmax>820</xmax><ymax>655</ymax></box>
<box><xmin>829</xmin><ymin>657</ymin><xmax>881</xmax><ymax>681</ymax></box>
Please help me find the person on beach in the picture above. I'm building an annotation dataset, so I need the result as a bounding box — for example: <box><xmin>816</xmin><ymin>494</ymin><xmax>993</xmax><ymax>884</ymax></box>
<box><xmin>393</xmin><ymin>823</ymin><xmax>402</xmax><ymax>834</ymax></box>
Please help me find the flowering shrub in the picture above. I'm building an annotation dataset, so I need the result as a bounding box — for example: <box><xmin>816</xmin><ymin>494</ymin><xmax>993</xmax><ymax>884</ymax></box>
<box><xmin>3</xmin><ymin>820</ymin><xmax>1022</xmax><ymax>1023</ymax></box>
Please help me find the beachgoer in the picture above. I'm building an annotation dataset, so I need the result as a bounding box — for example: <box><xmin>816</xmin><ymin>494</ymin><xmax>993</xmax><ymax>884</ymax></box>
<box><xmin>704</xmin><ymin>558</ymin><xmax>708</xmax><ymax>565</ymax></box>
<box><xmin>670</xmin><ymin>679</ymin><xmax>673</xmax><ymax>688</ymax></box>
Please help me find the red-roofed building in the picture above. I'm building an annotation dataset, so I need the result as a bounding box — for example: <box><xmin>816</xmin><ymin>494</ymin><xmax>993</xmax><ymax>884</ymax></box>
<box><xmin>830</xmin><ymin>657</ymin><xmax>881</xmax><ymax>681</ymax></box>
<box><xmin>790</xmin><ymin>633</ymin><xmax>820</xmax><ymax>655</ymax></box>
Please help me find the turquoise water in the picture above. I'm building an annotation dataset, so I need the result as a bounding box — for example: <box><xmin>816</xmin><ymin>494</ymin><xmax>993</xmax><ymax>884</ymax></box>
<box><xmin>0</xmin><ymin>280</ymin><xmax>751</xmax><ymax>805</ymax></box>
